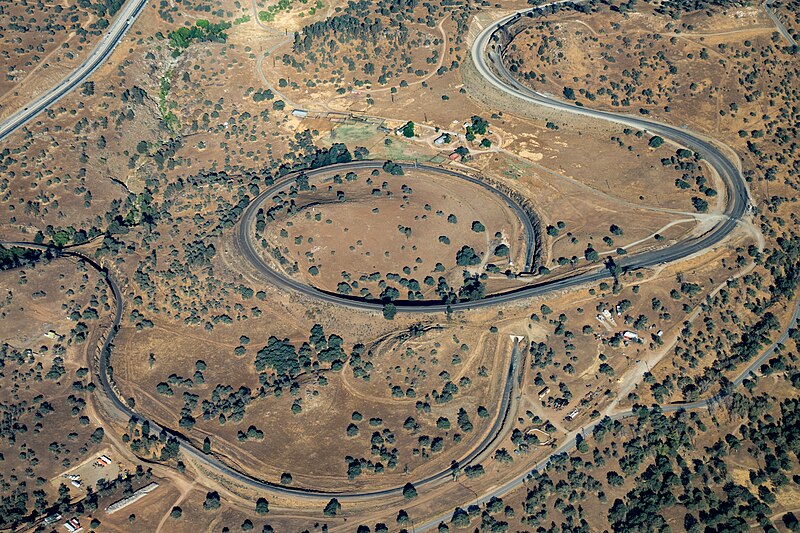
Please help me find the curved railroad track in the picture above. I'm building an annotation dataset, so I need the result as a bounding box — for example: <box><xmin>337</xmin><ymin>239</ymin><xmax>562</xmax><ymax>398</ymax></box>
<box><xmin>2</xmin><ymin>240</ymin><xmax>530</xmax><ymax>501</ymax></box>
<box><xmin>234</xmin><ymin>8</ymin><xmax>751</xmax><ymax>313</ymax></box>
<box><xmin>235</xmin><ymin>160</ymin><xmax>538</xmax><ymax>307</ymax></box>
<box><xmin>1</xmin><ymin>0</ymin><xmax>789</xmax><ymax>525</ymax></box>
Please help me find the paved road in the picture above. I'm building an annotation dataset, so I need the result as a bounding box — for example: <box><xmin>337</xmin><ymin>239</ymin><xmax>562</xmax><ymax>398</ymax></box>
<box><xmin>764</xmin><ymin>0</ymin><xmax>798</xmax><ymax>46</ymax></box>
<box><xmin>0</xmin><ymin>0</ymin><xmax>149</xmax><ymax>142</ymax></box>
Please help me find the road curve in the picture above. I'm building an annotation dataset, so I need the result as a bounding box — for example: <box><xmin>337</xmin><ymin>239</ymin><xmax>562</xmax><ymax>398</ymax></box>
<box><xmin>0</xmin><ymin>0</ymin><xmax>770</xmax><ymax>521</ymax></box>
<box><xmin>0</xmin><ymin>0</ymin><xmax>149</xmax><ymax>142</ymax></box>
<box><xmin>470</xmin><ymin>6</ymin><xmax>750</xmax><ymax>271</ymax></box>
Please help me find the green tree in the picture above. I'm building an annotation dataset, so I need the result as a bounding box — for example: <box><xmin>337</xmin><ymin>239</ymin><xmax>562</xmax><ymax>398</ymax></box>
<box><xmin>451</xmin><ymin>508</ymin><xmax>470</xmax><ymax>528</ymax></box>
<box><xmin>691</xmin><ymin>197</ymin><xmax>709</xmax><ymax>212</ymax></box>
<box><xmin>456</xmin><ymin>246</ymin><xmax>481</xmax><ymax>266</ymax></box>
<box><xmin>323</xmin><ymin>498</ymin><xmax>341</xmax><ymax>517</ymax></box>
<box><xmin>383</xmin><ymin>161</ymin><xmax>404</xmax><ymax>175</ymax></box>
<box><xmin>494</xmin><ymin>244</ymin><xmax>509</xmax><ymax>257</ymax></box>
<box><xmin>203</xmin><ymin>491</ymin><xmax>221</xmax><ymax>510</ymax></box>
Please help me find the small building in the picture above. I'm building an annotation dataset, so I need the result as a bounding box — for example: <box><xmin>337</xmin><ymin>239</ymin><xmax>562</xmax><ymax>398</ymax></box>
<box><xmin>43</xmin><ymin>514</ymin><xmax>61</xmax><ymax>525</ymax></box>
<box><xmin>537</xmin><ymin>386</ymin><xmax>550</xmax><ymax>399</ymax></box>
<box><xmin>565</xmin><ymin>408</ymin><xmax>580</xmax><ymax>422</ymax></box>
<box><xmin>622</xmin><ymin>331</ymin><xmax>639</xmax><ymax>341</ymax></box>
<box><xmin>64</xmin><ymin>518</ymin><xmax>83</xmax><ymax>533</ymax></box>
<box><xmin>291</xmin><ymin>109</ymin><xmax>308</xmax><ymax>118</ymax></box>
<box><xmin>433</xmin><ymin>133</ymin><xmax>450</xmax><ymax>145</ymax></box>
<box><xmin>448</xmin><ymin>152</ymin><xmax>460</xmax><ymax>161</ymax></box>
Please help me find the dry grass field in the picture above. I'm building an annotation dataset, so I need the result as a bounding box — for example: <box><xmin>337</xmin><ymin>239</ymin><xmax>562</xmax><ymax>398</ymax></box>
<box><xmin>0</xmin><ymin>257</ymin><xmax>112</xmax><ymax>520</ymax></box>
<box><xmin>258</xmin><ymin>166</ymin><xmax>527</xmax><ymax>298</ymax></box>
<box><xmin>1</xmin><ymin>0</ymin><xmax>799</xmax><ymax>529</ymax></box>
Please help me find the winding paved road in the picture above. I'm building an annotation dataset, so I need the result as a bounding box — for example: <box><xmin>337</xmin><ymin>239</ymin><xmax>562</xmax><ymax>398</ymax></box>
<box><xmin>0</xmin><ymin>0</ymin><xmax>148</xmax><ymax>142</ymax></box>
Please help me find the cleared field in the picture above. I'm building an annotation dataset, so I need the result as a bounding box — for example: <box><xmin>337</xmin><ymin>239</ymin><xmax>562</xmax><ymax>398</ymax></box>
<box><xmin>52</xmin><ymin>448</ymin><xmax>122</xmax><ymax>497</ymax></box>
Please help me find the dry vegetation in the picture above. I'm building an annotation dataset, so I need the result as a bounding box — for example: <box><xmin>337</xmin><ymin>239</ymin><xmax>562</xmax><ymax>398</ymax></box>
<box><xmin>0</xmin><ymin>0</ymin><xmax>123</xmax><ymax>120</ymax></box>
<box><xmin>115</xmin><ymin>320</ymin><xmax>511</xmax><ymax>490</ymax></box>
<box><xmin>1</xmin><ymin>0</ymin><xmax>800</xmax><ymax>530</ymax></box>
<box><xmin>257</xmin><ymin>166</ymin><xmax>527</xmax><ymax>299</ymax></box>
<box><xmin>0</xmin><ymin>256</ymin><xmax>113</xmax><ymax>523</ymax></box>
